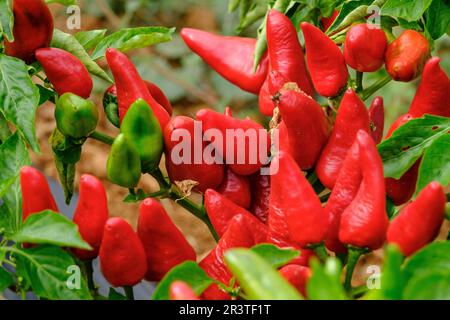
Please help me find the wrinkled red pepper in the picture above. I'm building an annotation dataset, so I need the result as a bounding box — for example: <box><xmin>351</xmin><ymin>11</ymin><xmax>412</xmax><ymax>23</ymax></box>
<box><xmin>249</xmin><ymin>172</ymin><xmax>270</xmax><ymax>224</ymax></box>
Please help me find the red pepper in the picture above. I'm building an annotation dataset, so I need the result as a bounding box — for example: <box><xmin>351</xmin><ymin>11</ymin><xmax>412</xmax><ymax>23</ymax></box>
<box><xmin>344</xmin><ymin>24</ymin><xmax>388</xmax><ymax>72</ymax></box>
<box><xmin>196</xmin><ymin>109</ymin><xmax>270</xmax><ymax>176</ymax></box>
<box><xmin>99</xmin><ymin>217</ymin><xmax>147</xmax><ymax>287</ymax></box>
<box><xmin>258</xmin><ymin>78</ymin><xmax>274</xmax><ymax>116</ymax></box>
<box><xmin>199</xmin><ymin>213</ymin><xmax>267</xmax><ymax>300</ymax></box>
<box><xmin>4</xmin><ymin>0</ymin><xmax>53</xmax><ymax>64</ymax></box>
<box><xmin>277</xmin><ymin>84</ymin><xmax>330</xmax><ymax>170</ymax></box>
<box><xmin>385</xmin><ymin>30</ymin><xmax>430</xmax><ymax>82</ymax></box>
<box><xmin>266</xmin><ymin>10</ymin><xmax>314</xmax><ymax>97</ymax></box>
<box><xmin>408</xmin><ymin>57</ymin><xmax>450</xmax><ymax>118</ymax></box>
<box><xmin>105</xmin><ymin>80</ymin><xmax>173</xmax><ymax>116</ymax></box>
<box><xmin>301</xmin><ymin>22</ymin><xmax>349</xmax><ymax>97</ymax></box>
<box><xmin>164</xmin><ymin>116</ymin><xmax>224</xmax><ymax>192</ymax></box>
<box><xmin>35</xmin><ymin>48</ymin><xmax>93</xmax><ymax>99</ymax></box>
<box><xmin>137</xmin><ymin>198</ymin><xmax>196</xmax><ymax>281</ymax></box>
<box><xmin>72</xmin><ymin>174</ymin><xmax>109</xmax><ymax>260</ymax></box>
<box><xmin>180</xmin><ymin>28</ymin><xmax>269</xmax><ymax>94</ymax></box>
<box><xmin>204</xmin><ymin>189</ymin><xmax>266</xmax><ymax>240</ymax></box>
<box><xmin>20</xmin><ymin>166</ymin><xmax>59</xmax><ymax>222</ymax></box>
<box><xmin>338</xmin><ymin>130</ymin><xmax>388</xmax><ymax>250</ymax></box>
<box><xmin>105</xmin><ymin>48</ymin><xmax>170</xmax><ymax>129</ymax></box>
<box><xmin>215</xmin><ymin>168</ymin><xmax>251</xmax><ymax>209</ymax></box>
<box><xmin>368</xmin><ymin>96</ymin><xmax>385</xmax><ymax>144</ymax></box>
<box><xmin>317</xmin><ymin>88</ymin><xmax>370</xmax><ymax>189</ymax></box>
<box><xmin>249</xmin><ymin>172</ymin><xmax>270</xmax><ymax>224</ymax></box>
<box><xmin>170</xmin><ymin>281</ymin><xmax>200</xmax><ymax>300</ymax></box>
<box><xmin>321</xmin><ymin>10</ymin><xmax>339</xmax><ymax>32</ymax></box>
<box><xmin>279</xmin><ymin>265</ymin><xmax>312</xmax><ymax>298</ymax></box>
<box><xmin>387</xmin><ymin>182</ymin><xmax>446</xmax><ymax>256</ymax></box>
<box><xmin>269</xmin><ymin>151</ymin><xmax>328</xmax><ymax>248</ymax></box>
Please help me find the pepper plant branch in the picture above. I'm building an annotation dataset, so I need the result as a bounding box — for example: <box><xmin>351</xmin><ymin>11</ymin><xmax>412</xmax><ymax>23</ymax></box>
<box><xmin>344</xmin><ymin>246</ymin><xmax>367</xmax><ymax>291</ymax></box>
<box><xmin>123</xmin><ymin>286</ymin><xmax>134</xmax><ymax>300</ymax></box>
<box><xmin>89</xmin><ymin>131</ymin><xmax>115</xmax><ymax>145</ymax></box>
<box><xmin>356</xmin><ymin>71</ymin><xmax>364</xmax><ymax>93</ymax></box>
<box><xmin>361</xmin><ymin>75</ymin><xmax>392</xmax><ymax>101</ymax></box>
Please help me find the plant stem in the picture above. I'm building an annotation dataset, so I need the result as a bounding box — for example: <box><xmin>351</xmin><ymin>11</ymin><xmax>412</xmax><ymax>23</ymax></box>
<box><xmin>351</xmin><ymin>284</ymin><xmax>369</xmax><ymax>299</ymax></box>
<box><xmin>344</xmin><ymin>247</ymin><xmax>366</xmax><ymax>291</ymax></box>
<box><xmin>83</xmin><ymin>259</ymin><xmax>97</xmax><ymax>297</ymax></box>
<box><xmin>319</xmin><ymin>192</ymin><xmax>331</xmax><ymax>203</ymax></box>
<box><xmin>89</xmin><ymin>131</ymin><xmax>115</xmax><ymax>145</ymax></box>
<box><xmin>361</xmin><ymin>75</ymin><xmax>392</xmax><ymax>101</ymax></box>
<box><xmin>356</xmin><ymin>71</ymin><xmax>364</xmax><ymax>93</ymax></box>
<box><xmin>311</xmin><ymin>243</ymin><xmax>329</xmax><ymax>262</ymax></box>
<box><xmin>123</xmin><ymin>286</ymin><xmax>134</xmax><ymax>300</ymax></box>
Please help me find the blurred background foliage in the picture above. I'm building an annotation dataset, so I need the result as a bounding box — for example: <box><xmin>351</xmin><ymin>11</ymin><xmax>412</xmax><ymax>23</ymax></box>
<box><xmin>49</xmin><ymin>0</ymin><xmax>450</xmax><ymax>133</ymax></box>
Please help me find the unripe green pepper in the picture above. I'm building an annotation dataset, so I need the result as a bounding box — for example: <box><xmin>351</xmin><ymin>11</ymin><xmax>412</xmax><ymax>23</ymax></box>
<box><xmin>107</xmin><ymin>133</ymin><xmax>142</xmax><ymax>188</ymax></box>
<box><xmin>121</xmin><ymin>99</ymin><xmax>163</xmax><ymax>173</ymax></box>
<box><xmin>55</xmin><ymin>93</ymin><xmax>99</xmax><ymax>139</ymax></box>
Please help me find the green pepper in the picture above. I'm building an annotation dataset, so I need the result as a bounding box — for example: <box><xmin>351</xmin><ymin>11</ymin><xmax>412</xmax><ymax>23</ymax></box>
<box><xmin>107</xmin><ymin>133</ymin><xmax>141</xmax><ymax>188</ymax></box>
<box><xmin>55</xmin><ymin>93</ymin><xmax>99</xmax><ymax>139</ymax></box>
<box><xmin>121</xmin><ymin>99</ymin><xmax>163</xmax><ymax>173</ymax></box>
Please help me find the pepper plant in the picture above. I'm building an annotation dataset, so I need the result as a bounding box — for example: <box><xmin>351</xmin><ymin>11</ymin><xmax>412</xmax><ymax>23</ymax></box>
<box><xmin>0</xmin><ymin>0</ymin><xmax>450</xmax><ymax>301</ymax></box>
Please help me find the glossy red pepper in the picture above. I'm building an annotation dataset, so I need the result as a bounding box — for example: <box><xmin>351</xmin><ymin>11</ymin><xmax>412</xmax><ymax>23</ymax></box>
<box><xmin>408</xmin><ymin>57</ymin><xmax>450</xmax><ymax>118</ymax></box>
<box><xmin>279</xmin><ymin>265</ymin><xmax>311</xmax><ymax>298</ymax></box>
<box><xmin>204</xmin><ymin>189</ymin><xmax>266</xmax><ymax>240</ymax></box>
<box><xmin>20</xmin><ymin>166</ymin><xmax>59</xmax><ymax>222</ymax></box>
<box><xmin>344</xmin><ymin>24</ymin><xmax>388</xmax><ymax>72</ymax></box>
<box><xmin>258</xmin><ymin>78</ymin><xmax>274</xmax><ymax>116</ymax></box>
<box><xmin>105</xmin><ymin>48</ymin><xmax>170</xmax><ymax>129</ymax></box>
<box><xmin>368</xmin><ymin>96</ymin><xmax>385</xmax><ymax>144</ymax></box>
<box><xmin>180</xmin><ymin>28</ymin><xmax>269</xmax><ymax>94</ymax></box>
<box><xmin>72</xmin><ymin>174</ymin><xmax>109</xmax><ymax>260</ymax></box>
<box><xmin>317</xmin><ymin>88</ymin><xmax>370</xmax><ymax>189</ymax></box>
<box><xmin>385</xmin><ymin>30</ymin><xmax>430</xmax><ymax>82</ymax></box>
<box><xmin>338</xmin><ymin>130</ymin><xmax>388</xmax><ymax>250</ymax></box>
<box><xmin>216</xmin><ymin>168</ymin><xmax>251</xmax><ymax>209</ymax></box>
<box><xmin>36</xmin><ymin>48</ymin><xmax>93</xmax><ymax>99</ymax></box>
<box><xmin>197</xmin><ymin>109</ymin><xmax>270</xmax><ymax>176</ymax></box>
<box><xmin>301</xmin><ymin>22</ymin><xmax>349</xmax><ymax>97</ymax></box>
<box><xmin>269</xmin><ymin>151</ymin><xmax>328</xmax><ymax>248</ymax></box>
<box><xmin>170</xmin><ymin>281</ymin><xmax>200</xmax><ymax>300</ymax></box>
<box><xmin>137</xmin><ymin>198</ymin><xmax>196</xmax><ymax>281</ymax></box>
<box><xmin>99</xmin><ymin>217</ymin><xmax>147</xmax><ymax>287</ymax></box>
<box><xmin>321</xmin><ymin>10</ymin><xmax>339</xmax><ymax>32</ymax></box>
<box><xmin>277</xmin><ymin>84</ymin><xmax>330</xmax><ymax>170</ymax></box>
<box><xmin>164</xmin><ymin>116</ymin><xmax>225</xmax><ymax>192</ymax></box>
<box><xmin>387</xmin><ymin>182</ymin><xmax>446</xmax><ymax>256</ymax></box>
<box><xmin>4</xmin><ymin>0</ymin><xmax>53</xmax><ymax>64</ymax></box>
<box><xmin>199</xmin><ymin>213</ymin><xmax>268</xmax><ymax>300</ymax></box>
<box><xmin>249</xmin><ymin>172</ymin><xmax>270</xmax><ymax>224</ymax></box>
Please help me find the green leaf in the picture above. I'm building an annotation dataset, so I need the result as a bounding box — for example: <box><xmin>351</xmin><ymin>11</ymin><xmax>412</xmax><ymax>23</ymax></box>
<box><xmin>307</xmin><ymin>258</ymin><xmax>348</xmax><ymax>300</ymax></box>
<box><xmin>0</xmin><ymin>267</ymin><xmax>14</xmax><ymax>292</ymax></box>
<box><xmin>74</xmin><ymin>29</ymin><xmax>107</xmax><ymax>51</ymax></box>
<box><xmin>11</xmin><ymin>211</ymin><xmax>92</xmax><ymax>250</ymax></box>
<box><xmin>416</xmin><ymin>131</ymin><xmax>450</xmax><ymax>196</ymax></box>
<box><xmin>14</xmin><ymin>245</ymin><xmax>92</xmax><ymax>300</ymax></box>
<box><xmin>381</xmin><ymin>0</ymin><xmax>433</xmax><ymax>22</ymax></box>
<box><xmin>36</xmin><ymin>84</ymin><xmax>55</xmax><ymax>106</ymax></box>
<box><xmin>403</xmin><ymin>242</ymin><xmax>450</xmax><ymax>281</ymax></box>
<box><xmin>326</xmin><ymin>0</ymin><xmax>373</xmax><ymax>34</ymax></box>
<box><xmin>225</xmin><ymin>248</ymin><xmax>303</xmax><ymax>300</ymax></box>
<box><xmin>152</xmin><ymin>261</ymin><xmax>213</xmax><ymax>300</ymax></box>
<box><xmin>0</xmin><ymin>54</ymin><xmax>40</xmax><ymax>152</ymax></box>
<box><xmin>91</xmin><ymin>27</ymin><xmax>176</xmax><ymax>60</ymax></box>
<box><xmin>404</xmin><ymin>270</ymin><xmax>450</xmax><ymax>300</ymax></box>
<box><xmin>51</xmin><ymin>29</ymin><xmax>113</xmax><ymax>83</ymax></box>
<box><xmin>0</xmin><ymin>111</ymin><xmax>11</xmax><ymax>143</ymax></box>
<box><xmin>108</xmin><ymin>288</ymin><xmax>127</xmax><ymax>300</ymax></box>
<box><xmin>251</xmin><ymin>244</ymin><xmax>300</xmax><ymax>269</ymax></box>
<box><xmin>0</xmin><ymin>0</ymin><xmax>14</xmax><ymax>41</ymax></box>
<box><xmin>379</xmin><ymin>244</ymin><xmax>406</xmax><ymax>300</ymax></box>
<box><xmin>425</xmin><ymin>0</ymin><xmax>450</xmax><ymax>39</ymax></box>
<box><xmin>378</xmin><ymin>115</ymin><xmax>450</xmax><ymax>179</ymax></box>
<box><xmin>45</xmin><ymin>0</ymin><xmax>76</xmax><ymax>5</ymax></box>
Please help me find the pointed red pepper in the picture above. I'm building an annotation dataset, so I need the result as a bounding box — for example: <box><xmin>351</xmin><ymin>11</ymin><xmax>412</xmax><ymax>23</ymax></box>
<box><xmin>20</xmin><ymin>166</ymin><xmax>59</xmax><ymax>222</ymax></box>
<box><xmin>368</xmin><ymin>96</ymin><xmax>385</xmax><ymax>144</ymax></box>
<box><xmin>338</xmin><ymin>130</ymin><xmax>388</xmax><ymax>251</ymax></box>
<box><xmin>180</xmin><ymin>28</ymin><xmax>269</xmax><ymax>94</ymax></box>
<box><xmin>137</xmin><ymin>198</ymin><xmax>196</xmax><ymax>281</ymax></box>
<box><xmin>387</xmin><ymin>182</ymin><xmax>446</xmax><ymax>256</ymax></box>
<box><xmin>72</xmin><ymin>174</ymin><xmax>109</xmax><ymax>260</ymax></box>
<box><xmin>279</xmin><ymin>265</ymin><xmax>312</xmax><ymax>298</ymax></box>
<box><xmin>105</xmin><ymin>48</ymin><xmax>170</xmax><ymax>129</ymax></box>
<box><xmin>317</xmin><ymin>88</ymin><xmax>370</xmax><ymax>189</ymax></box>
<box><xmin>408</xmin><ymin>57</ymin><xmax>450</xmax><ymax>118</ymax></box>
<box><xmin>216</xmin><ymin>168</ymin><xmax>251</xmax><ymax>209</ymax></box>
<box><xmin>269</xmin><ymin>151</ymin><xmax>328</xmax><ymax>248</ymax></box>
<box><xmin>249</xmin><ymin>172</ymin><xmax>270</xmax><ymax>224</ymax></box>
<box><xmin>197</xmin><ymin>109</ymin><xmax>270</xmax><ymax>176</ymax></box>
<box><xmin>301</xmin><ymin>22</ymin><xmax>349</xmax><ymax>97</ymax></box>
<box><xmin>99</xmin><ymin>217</ymin><xmax>147</xmax><ymax>287</ymax></box>
<box><xmin>164</xmin><ymin>116</ymin><xmax>225</xmax><ymax>192</ymax></box>
<box><xmin>170</xmin><ymin>281</ymin><xmax>200</xmax><ymax>300</ymax></box>
<box><xmin>277</xmin><ymin>84</ymin><xmax>330</xmax><ymax>170</ymax></box>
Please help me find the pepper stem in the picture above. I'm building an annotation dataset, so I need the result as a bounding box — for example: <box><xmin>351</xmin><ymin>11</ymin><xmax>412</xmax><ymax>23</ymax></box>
<box><xmin>311</xmin><ymin>243</ymin><xmax>329</xmax><ymax>262</ymax></box>
<box><xmin>123</xmin><ymin>286</ymin><xmax>135</xmax><ymax>300</ymax></box>
<box><xmin>83</xmin><ymin>259</ymin><xmax>97</xmax><ymax>297</ymax></box>
<box><xmin>344</xmin><ymin>246</ymin><xmax>366</xmax><ymax>291</ymax></box>
<box><xmin>356</xmin><ymin>71</ymin><xmax>364</xmax><ymax>93</ymax></box>
<box><xmin>361</xmin><ymin>75</ymin><xmax>392</xmax><ymax>101</ymax></box>
<box><xmin>89</xmin><ymin>130</ymin><xmax>115</xmax><ymax>145</ymax></box>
